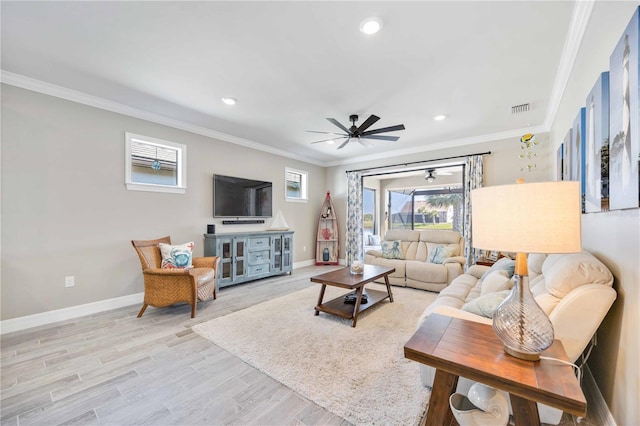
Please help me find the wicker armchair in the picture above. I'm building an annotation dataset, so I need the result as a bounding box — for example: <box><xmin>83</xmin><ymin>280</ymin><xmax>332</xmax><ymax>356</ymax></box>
<box><xmin>131</xmin><ymin>236</ymin><xmax>219</xmax><ymax>318</ymax></box>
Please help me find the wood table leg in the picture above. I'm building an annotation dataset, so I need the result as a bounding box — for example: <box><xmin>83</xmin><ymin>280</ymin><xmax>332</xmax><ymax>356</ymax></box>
<box><xmin>384</xmin><ymin>274</ymin><xmax>394</xmax><ymax>303</ymax></box>
<box><xmin>510</xmin><ymin>394</ymin><xmax>540</xmax><ymax>426</ymax></box>
<box><xmin>351</xmin><ymin>285</ymin><xmax>364</xmax><ymax>327</ymax></box>
<box><xmin>314</xmin><ymin>284</ymin><xmax>326</xmax><ymax>316</ymax></box>
<box><xmin>423</xmin><ymin>369</ymin><xmax>458</xmax><ymax>426</ymax></box>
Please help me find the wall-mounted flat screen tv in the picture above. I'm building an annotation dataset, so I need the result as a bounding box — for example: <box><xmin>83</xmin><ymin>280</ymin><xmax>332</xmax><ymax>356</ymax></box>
<box><xmin>213</xmin><ymin>174</ymin><xmax>273</xmax><ymax>217</ymax></box>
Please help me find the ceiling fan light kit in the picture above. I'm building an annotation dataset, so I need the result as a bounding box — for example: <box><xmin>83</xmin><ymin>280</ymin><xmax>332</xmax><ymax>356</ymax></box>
<box><xmin>308</xmin><ymin>113</ymin><xmax>405</xmax><ymax>149</ymax></box>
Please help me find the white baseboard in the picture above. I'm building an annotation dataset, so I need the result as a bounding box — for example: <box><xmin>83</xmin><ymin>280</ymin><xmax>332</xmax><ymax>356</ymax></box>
<box><xmin>2</xmin><ymin>262</ymin><xmax>345</xmax><ymax>335</ymax></box>
<box><xmin>292</xmin><ymin>258</ymin><xmax>346</xmax><ymax>268</ymax></box>
<box><xmin>583</xmin><ymin>365</ymin><xmax>617</xmax><ymax>425</ymax></box>
<box><xmin>0</xmin><ymin>292</ymin><xmax>144</xmax><ymax>335</ymax></box>
<box><xmin>293</xmin><ymin>259</ymin><xmax>316</xmax><ymax>269</ymax></box>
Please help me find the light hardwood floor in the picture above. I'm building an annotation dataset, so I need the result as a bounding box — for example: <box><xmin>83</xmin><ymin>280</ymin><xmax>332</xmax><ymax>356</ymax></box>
<box><xmin>1</xmin><ymin>265</ymin><xmax>603</xmax><ymax>426</ymax></box>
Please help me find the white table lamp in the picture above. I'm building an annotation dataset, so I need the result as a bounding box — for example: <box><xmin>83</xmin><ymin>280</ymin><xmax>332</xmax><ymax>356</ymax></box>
<box><xmin>471</xmin><ymin>180</ymin><xmax>582</xmax><ymax>360</ymax></box>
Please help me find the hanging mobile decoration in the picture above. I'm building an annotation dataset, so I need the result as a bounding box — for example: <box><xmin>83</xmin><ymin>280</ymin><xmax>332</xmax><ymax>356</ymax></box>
<box><xmin>151</xmin><ymin>147</ymin><xmax>161</xmax><ymax>171</ymax></box>
<box><xmin>519</xmin><ymin>133</ymin><xmax>538</xmax><ymax>172</ymax></box>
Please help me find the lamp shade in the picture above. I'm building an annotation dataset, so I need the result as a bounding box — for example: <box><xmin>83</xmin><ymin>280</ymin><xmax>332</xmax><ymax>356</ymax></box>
<box><xmin>471</xmin><ymin>181</ymin><xmax>582</xmax><ymax>254</ymax></box>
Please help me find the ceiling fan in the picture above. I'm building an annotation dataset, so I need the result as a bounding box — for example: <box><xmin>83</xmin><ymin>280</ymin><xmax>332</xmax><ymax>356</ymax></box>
<box><xmin>307</xmin><ymin>114</ymin><xmax>405</xmax><ymax>149</ymax></box>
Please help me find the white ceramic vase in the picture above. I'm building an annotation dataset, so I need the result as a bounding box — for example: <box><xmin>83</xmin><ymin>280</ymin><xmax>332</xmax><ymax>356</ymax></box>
<box><xmin>449</xmin><ymin>382</ymin><xmax>509</xmax><ymax>426</ymax></box>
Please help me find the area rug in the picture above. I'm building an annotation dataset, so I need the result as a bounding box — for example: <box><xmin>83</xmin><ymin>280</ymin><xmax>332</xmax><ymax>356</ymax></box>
<box><xmin>192</xmin><ymin>283</ymin><xmax>436</xmax><ymax>425</ymax></box>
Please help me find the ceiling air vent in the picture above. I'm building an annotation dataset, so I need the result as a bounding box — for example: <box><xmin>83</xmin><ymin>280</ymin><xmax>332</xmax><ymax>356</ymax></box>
<box><xmin>511</xmin><ymin>103</ymin><xmax>530</xmax><ymax>114</ymax></box>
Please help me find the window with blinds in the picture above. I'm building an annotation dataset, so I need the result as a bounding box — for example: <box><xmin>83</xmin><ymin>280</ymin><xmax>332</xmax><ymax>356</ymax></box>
<box><xmin>125</xmin><ymin>132</ymin><xmax>187</xmax><ymax>194</ymax></box>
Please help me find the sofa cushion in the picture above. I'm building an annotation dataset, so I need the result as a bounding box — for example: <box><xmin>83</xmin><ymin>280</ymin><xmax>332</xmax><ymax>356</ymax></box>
<box><xmin>368</xmin><ymin>257</ymin><xmax>406</xmax><ymax>278</ymax></box>
<box><xmin>381</xmin><ymin>240</ymin><xmax>405</xmax><ymax>259</ymax></box>
<box><xmin>528</xmin><ymin>253</ymin><xmax>547</xmax><ymax>280</ymax></box>
<box><xmin>385</xmin><ymin>229</ymin><xmax>420</xmax><ymax>242</ymax></box>
<box><xmin>427</xmin><ymin>242</ymin><xmax>460</xmax><ymax>258</ymax></box>
<box><xmin>481</xmin><ymin>257</ymin><xmax>515</xmax><ymax>279</ymax></box>
<box><xmin>480</xmin><ymin>270</ymin><xmax>513</xmax><ymax>296</ymax></box>
<box><xmin>406</xmin><ymin>260</ymin><xmax>448</xmax><ymax>285</ymax></box>
<box><xmin>462</xmin><ymin>290</ymin><xmax>511</xmax><ymax>318</ymax></box>
<box><xmin>418</xmin><ymin>229</ymin><xmax>462</xmax><ymax>244</ymax></box>
<box><xmin>542</xmin><ymin>252</ymin><xmax>614</xmax><ymax>298</ymax></box>
<box><xmin>429</xmin><ymin>245</ymin><xmax>456</xmax><ymax>264</ymax></box>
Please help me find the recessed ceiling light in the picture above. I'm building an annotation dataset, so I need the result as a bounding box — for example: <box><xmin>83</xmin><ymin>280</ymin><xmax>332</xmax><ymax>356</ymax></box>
<box><xmin>359</xmin><ymin>17</ymin><xmax>383</xmax><ymax>35</ymax></box>
<box><xmin>433</xmin><ymin>115</ymin><xmax>446</xmax><ymax>121</ymax></box>
<box><xmin>327</xmin><ymin>140</ymin><xmax>335</xmax><ymax>145</ymax></box>
<box><xmin>221</xmin><ymin>97</ymin><xmax>237</xmax><ymax>105</ymax></box>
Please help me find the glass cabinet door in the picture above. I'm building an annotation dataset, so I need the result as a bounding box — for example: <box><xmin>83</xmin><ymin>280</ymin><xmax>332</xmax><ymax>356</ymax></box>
<box><xmin>220</xmin><ymin>240</ymin><xmax>233</xmax><ymax>279</ymax></box>
<box><xmin>234</xmin><ymin>239</ymin><xmax>246</xmax><ymax>277</ymax></box>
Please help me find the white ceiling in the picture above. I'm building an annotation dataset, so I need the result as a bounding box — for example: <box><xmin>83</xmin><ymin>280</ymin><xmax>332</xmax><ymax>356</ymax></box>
<box><xmin>1</xmin><ymin>1</ymin><xmax>583</xmax><ymax>166</ymax></box>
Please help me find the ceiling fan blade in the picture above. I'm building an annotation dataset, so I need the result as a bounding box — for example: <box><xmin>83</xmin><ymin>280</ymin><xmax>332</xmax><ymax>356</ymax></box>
<box><xmin>358</xmin><ymin>138</ymin><xmax>374</xmax><ymax>148</ymax></box>
<box><xmin>305</xmin><ymin>130</ymin><xmax>348</xmax><ymax>136</ymax></box>
<box><xmin>361</xmin><ymin>124</ymin><xmax>406</xmax><ymax>136</ymax></box>
<box><xmin>326</xmin><ymin>118</ymin><xmax>350</xmax><ymax>134</ymax></box>
<box><xmin>310</xmin><ymin>137</ymin><xmax>344</xmax><ymax>144</ymax></box>
<box><xmin>361</xmin><ymin>134</ymin><xmax>400</xmax><ymax>141</ymax></box>
<box><xmin>356</xmin><ymin>115</ymin><xmax>380</xmax><ymax>134</ymax></box>
<box><xmin>337</xmin><ymin>138</ymin><xmax>351</xmax><ymax>149</ymax></box>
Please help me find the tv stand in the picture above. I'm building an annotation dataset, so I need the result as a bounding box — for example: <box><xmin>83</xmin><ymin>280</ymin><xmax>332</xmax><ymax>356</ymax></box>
<box><xmin>204</xmin><ymin>231</ymin><xmax>293</xmax><ymax>288</ymax></box>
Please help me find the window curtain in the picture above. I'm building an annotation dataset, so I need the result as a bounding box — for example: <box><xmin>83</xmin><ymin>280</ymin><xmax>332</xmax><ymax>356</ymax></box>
<box><xmin>346</xmin><ymin>171</ymin><xmax>364</xmax><ymax>265</ymax></box>
<box><xmin>463</xmin><ymin>155</ymin><xmax>484</xmax><ymax>268</ymax></box>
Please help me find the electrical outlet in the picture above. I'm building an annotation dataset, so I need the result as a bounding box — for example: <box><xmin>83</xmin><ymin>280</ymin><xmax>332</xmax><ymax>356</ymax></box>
<box><xmin>65</xmin><ymin>276</ymin><xmax>75</xmax><ymax>287</ymax></box>
<box><xmin>303</xmin><ymin>246</ymin><xmax>307</xmax><ymax>252</ymax></box>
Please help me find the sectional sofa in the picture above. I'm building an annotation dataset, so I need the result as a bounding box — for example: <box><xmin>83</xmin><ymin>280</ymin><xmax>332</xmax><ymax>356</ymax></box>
<box><xmin>417</xmin><ymin>251</ymin><xmax>617</xmax><ymax>424</ymax></box>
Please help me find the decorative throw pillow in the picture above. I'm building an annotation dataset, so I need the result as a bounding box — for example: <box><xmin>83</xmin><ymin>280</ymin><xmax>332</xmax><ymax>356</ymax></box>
<box><xmin>428</xmin><ymin>245</ymin><xmax>455</xmax><ymax>264</ymax></box>
<box><xmin>480</xmin><ymin>270</ymin><xmax>513</xmax><ymax>296</ymax></box>
<box><xmin>381</xmin><ymin>240</ymin><xmax>404</xmax><ymax>259</ymax></box>
<box><xmin>370</xmin><ymin>235</ymin><xmax>381</xmax><ymax>246</ymax></box>
<box><xmin>462</xmin><ymin>290</ymin><xmax>512</xmax><ymax>318</ymax></box>
<box><xmin>159</xmin><ymin>241</ymin><xmax>194</xmax><ymax>269</ymax></box>
<box><xmin>480</xmin><ymin>257</ymin><xmax>516</xmax><ymax>280</ymax></box>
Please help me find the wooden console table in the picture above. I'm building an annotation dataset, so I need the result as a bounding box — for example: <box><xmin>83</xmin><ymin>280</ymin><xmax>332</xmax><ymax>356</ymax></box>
<box><xmin>404</xmin><ymin>314</ymin><xmax>586</xmax><ymax>426</ymax></box>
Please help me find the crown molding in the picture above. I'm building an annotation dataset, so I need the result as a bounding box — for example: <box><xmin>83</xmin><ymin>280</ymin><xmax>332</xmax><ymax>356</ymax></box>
<box><xmin>0</xmin><ymin>70</ymin><xmax>325</xmax><ymax>167</ymax></box>
<box><xmin>544</xmin><ymin>0</ymin><xmax>595</xmax><ymax>129</ymax></box>
<box><xmin>3</xmin><ymin>0</ymin><xmax>589</xmax><ymax>176</ymax></box>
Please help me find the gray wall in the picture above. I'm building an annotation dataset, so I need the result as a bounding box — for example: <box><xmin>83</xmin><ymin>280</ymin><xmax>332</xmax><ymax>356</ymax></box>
<box><xmin>548</xmin><ymin>2</ymin><xmax>639</xmax><ymax>424</ymax></box>
<box><xmin>1</xmin><ymin>85</ymin><xmax>325</xmax><ymax>319</ymax></box>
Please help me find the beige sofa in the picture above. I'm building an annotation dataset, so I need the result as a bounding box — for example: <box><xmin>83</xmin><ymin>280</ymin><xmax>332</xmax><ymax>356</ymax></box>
<box><xmin>418</xmin><ymin>251</ymin><xmax>617</xmax><ymax>425</ymax></box>
<box><xmin>364</xmin><ymin>229</ymin><xmax>465</xmax><ymax>292</ymax></box>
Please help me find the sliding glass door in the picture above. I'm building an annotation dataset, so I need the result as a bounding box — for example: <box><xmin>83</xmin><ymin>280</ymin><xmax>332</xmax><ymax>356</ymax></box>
<box><xmin>388</xmin><ymin>187</ymin><xmax>464</xmax><ymax>232</ymax></box>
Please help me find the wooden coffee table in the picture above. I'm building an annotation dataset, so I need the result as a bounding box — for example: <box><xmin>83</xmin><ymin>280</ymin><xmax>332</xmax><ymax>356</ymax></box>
<box><xmin>404</xmin><ymin>314</ymin><xmax>587</xmax><ymax>426</ymax></box>
<box><xmin>310</xmin><ymin>265</ymin><xmax>395</xmax><ymax>327</ymax></box>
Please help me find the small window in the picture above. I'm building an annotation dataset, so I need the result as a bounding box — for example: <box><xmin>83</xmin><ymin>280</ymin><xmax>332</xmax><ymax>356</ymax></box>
<box><xmin>125</xmin><ymin>132</ymin><xmax>187</xmax><ymax>194</ymax></box>
<box><xmin>285</xmin><ymin>167</ymin><xmax>308</xmax><ymax>202</ymax></box>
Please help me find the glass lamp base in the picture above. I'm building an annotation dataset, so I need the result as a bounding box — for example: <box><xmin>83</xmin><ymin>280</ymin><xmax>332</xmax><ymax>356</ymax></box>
<box><xmin>503</xmin><ymin>345</ymin><xmax>542</xmax><ymax>361</ymax></box>
<box><xmin>492</xmin><ymin>273</ymin><xmax>554</xmax><ymax>361</ymax></box>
